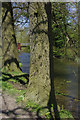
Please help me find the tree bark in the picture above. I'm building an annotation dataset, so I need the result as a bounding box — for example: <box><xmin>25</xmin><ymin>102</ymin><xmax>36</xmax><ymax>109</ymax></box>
<box><xmin>27</xmin><ymin>2</ymin><xmax>51</xmax><ymax>105</ymax></box>
<box><xmin>27</xmin><ymin>3</ymin><xmax>60</xmax><ymax>119</ymax></box>
<box><xmin>2</xmin><ymin>2</ymin><xmax>20</xmax><ymax>72</ymax></box>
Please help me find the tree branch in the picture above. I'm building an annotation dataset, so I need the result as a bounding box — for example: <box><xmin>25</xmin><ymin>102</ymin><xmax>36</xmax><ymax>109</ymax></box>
<box><xmin>2</xmin><ymin>9</ymin><xmax>9</xmax><ymax>23</ymax></box>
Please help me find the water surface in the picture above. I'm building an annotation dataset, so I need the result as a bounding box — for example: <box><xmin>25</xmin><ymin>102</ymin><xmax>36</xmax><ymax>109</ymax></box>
<box><xmin>19</xmin><ymin>53</ymin><xmax>80</xmax><ymax>118</ymax></box>
<box><xmin>54</xmin><ymin>59</ymin><xmax>79</xmax><ymax>118</ymax></box>
<box><xmin>19</xmin><ymin>53</ymin><xmax>30</xmax><ymax>74</ymax></box>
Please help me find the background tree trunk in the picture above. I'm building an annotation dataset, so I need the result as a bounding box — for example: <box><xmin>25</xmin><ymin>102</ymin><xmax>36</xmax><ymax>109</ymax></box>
<box><xmin>27</xmin><ymin>2</ymin><xmax>51</xmax><ymax>105</ymax></box>
<box><xmin>2</xmin><ymin>2</ymin><xmax>20</xmax><ymax>72</ymax></box>
<box><xmin>0</xmin><ymin>2</ymin><xmax>2</xmax><ymax>72</ymax></box>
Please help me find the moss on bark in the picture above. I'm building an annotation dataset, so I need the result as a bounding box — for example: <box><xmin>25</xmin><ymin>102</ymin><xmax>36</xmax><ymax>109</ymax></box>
<box><xmin>2</xmin><ymin>2</ymin><xmax>20</xmax><ymax>72</ymax></box>
<box><xmin>26</xmin><ymin>3</ymin><xmax>51</xmax><ymax>106</ymax></box>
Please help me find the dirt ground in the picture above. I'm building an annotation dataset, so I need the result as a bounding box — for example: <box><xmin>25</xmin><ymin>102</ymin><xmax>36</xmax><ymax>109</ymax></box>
<box><xmin>0</xmin><ymin>92</ymin><xmax>38</xmax><ymax>120</ymax></box>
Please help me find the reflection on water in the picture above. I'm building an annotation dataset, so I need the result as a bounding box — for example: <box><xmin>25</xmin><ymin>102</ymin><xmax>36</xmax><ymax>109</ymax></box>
<box><xmin>67</xmin><ymin>64</ymin><xmax>78</xmax><ymax>98</ymax></box>
<box><xmin>19</xmin><ymin>53</ymin><xmax>79</xmax><ymax>118</ymax></box>
<box><xmin>19</xmin><ymin>53</ymin><xmax>30</xmax><ymax>74</ymax></box>
<box><xmin>54</xmin><ymin>59</ymin><xmax>79</xmax><ymax>118</ymax></box>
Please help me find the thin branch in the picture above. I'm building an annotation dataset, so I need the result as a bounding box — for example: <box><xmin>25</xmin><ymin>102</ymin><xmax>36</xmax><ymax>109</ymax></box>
<box><xmin>2</xmin><ymin>9</ymin><xmax>9</xmax><ymax>23</ymax></box>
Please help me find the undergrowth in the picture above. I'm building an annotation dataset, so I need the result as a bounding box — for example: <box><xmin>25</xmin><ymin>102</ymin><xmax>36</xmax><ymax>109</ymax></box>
<box><xmin>1</xmin><ymin>75</ymin><xmax>74</xmax><ymax>119</ymax></box>
<box><xmin>25</xmin><ymin>100</ymin><xmax>74</xmax><ymax>119</ymax></box>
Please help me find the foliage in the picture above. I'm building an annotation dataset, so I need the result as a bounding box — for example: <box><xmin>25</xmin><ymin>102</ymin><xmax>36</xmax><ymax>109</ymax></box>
<box><xmin>2</xmin><ymin>81</ymin><xmax>13</xmax><ymax>91</ymax></box>
<box><xmin>11</xmin><ymin>2</ymin><xmax>79</xmax><ymax>60</ymax></box>
<box><xmin>25</xmin><ymin>100</ymin><xmax>73</xmax><ymax>119</ymax></box>
<box><xmin>2</xmin><ymin>2</ymin><xmax>78</xmax><ymax>119</ymax></box>
<box><xmin>12</xmin><ymin>2</ymin><xmax>30</xmax><ymax>45</ymax></box>
<box><xmin>2</xmin><ymin>78</ymin><xmax>74</xmax><ymax>119</ymax></box>
<box><xmin>21</xmin><ymin>45</ymin><xmax>30</xmax><ymax>53</ymax></box>
<box><xmin>2</xmin><ymin>71</ymin><xmax>28</xmax><ymax>86</ymax></box>
<box><xmin>52</xmin><ymin>2</ymin><xmax>78</xmax><ymax>60</ymax></box>
<box><xmin>2</xmin><ymin>80</ymin><xmax>26</xmax><ymax>97</ymax></box>
<box><xmin>1</xmin><ymin>77</ymin><xmax>74</xmax><ymax>119</ymax></box>
<box><xmin>19</xmin><ymin>62</ymin><xmax>22</xmax><ymax>67</ymax></box>
<box><xmin>59</xmin><ymin>110</ymin><xmax>74</xmax><ymax>119</ymax></box>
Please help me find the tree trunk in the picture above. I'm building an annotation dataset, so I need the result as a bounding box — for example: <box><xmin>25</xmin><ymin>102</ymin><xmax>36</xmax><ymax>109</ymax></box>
<box><xmin>27</xmin><ymin>2</ymin><xmax>51</xmax><ymax>105</ymax></box>
<box><xmin>0</xmin><ymin>2</ymin><xmax>2</xmax><ymax>70</ymax></box>
<box><xmin>2</xmin><ymin>2</ymin><xmax>20</xmax><ymax>72</ymax></box>
<box><xmin>27</xmin><ymin>3</ymin><xmax>60</xmax><ymax>119</ymax></box>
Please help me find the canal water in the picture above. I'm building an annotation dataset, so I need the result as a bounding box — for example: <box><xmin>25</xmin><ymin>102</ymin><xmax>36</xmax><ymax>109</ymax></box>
<box><xmin>54</xmin><ymin>58</ymin><xmax>79</xmax><ymax>118</ymax></box>
<box><xmin>19</xmin><ymin>53</ymin><xmax>30</xmax><ymax>74</ymax></box>
<box><xmin>19</xmin><ymin>53</ymin><xmax>80</xmax><ymax>118</ymax></box>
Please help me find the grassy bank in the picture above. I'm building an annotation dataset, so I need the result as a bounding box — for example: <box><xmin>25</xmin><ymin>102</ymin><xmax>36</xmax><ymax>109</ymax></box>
<box><xmin>1</xmin><ymin>72</ymin><xmax>74</xmax><ymax>119</ymax></box>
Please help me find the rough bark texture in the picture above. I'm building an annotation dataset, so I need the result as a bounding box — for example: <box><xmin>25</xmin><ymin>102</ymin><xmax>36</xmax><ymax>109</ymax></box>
<box><xmin>26</xmin><ymin>3</ymin><xmax>51</xmax><ymax>105</ymax></box>
<box><xmin>0</xmin><ymin>2</ymin><xmax>2</xmax><ymax>66</ymax></box>
<box><xmin>2</xmin><ymin>2</ymin><xmax>20</xmax><ymax>72</ymax></box>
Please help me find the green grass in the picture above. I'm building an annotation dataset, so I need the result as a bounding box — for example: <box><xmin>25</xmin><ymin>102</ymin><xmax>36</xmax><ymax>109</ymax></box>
<box><xmin>59</xmin><ymin>110</ymin><xmax>74</xmax><ymax>119</ymax></box>
<box><xmin>25</xmin><ymin>100</ymin><xmax>74</xmax><ymax>119</ymax></box>
<box><xmin>1</xmin><ymin>71</ymin><xmax>27</xmax><ymax>96</ymax></box>
<box><xmin>1</xmin><ymin>71</ymin><xmax>74</xmax><ymax>119</ymax></box>
<box><xmin>2</xmin><ymin>80</ymin><xmax>26</xmax><ymax>98</ymax></box>
<box><xmin>2</xmin><ymin>80</ymin><xmax>74</xmax><ymax>119</ymax></box>
<box><xmin>2</xmin><ymin>81</ymin><xmax>13</xmax><ymax>91</ymax></box>
<box><xmin>2</xmin><ymin>71</ymin><xmax>28</xmax><ymax>85</ymax></box>
<box><xmin>25</xmin><ymin>100</ymin><xmax>50</xmax><ymax>118</ymax></box>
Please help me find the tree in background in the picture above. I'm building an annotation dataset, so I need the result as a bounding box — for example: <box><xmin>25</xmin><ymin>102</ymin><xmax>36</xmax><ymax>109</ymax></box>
<box><xmin>2</xmin><ymin>2</ymin><xmax>21</xmax><ymax>72</ymax></box>
<box><xmin>1</xmin><ymin>2</ymin><xmax>79</xmax><ymax>119</ymax></box>
<box><xmin>13</xmin><ymin>2</ymin><xmax>30</xmax><ymax>52</ymax></box>
<box><xmin>52</xmin><ymin>2</ymin><xmax>78</xmax><ymax>59</ymax></box>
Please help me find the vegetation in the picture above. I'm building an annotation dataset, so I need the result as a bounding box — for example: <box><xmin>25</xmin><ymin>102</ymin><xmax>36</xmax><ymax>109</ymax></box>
<box><xmin>52</xmin><ymin>3</ymin><xmax>78</xmax><ymax>60</ymax></box>
<box><xmin>1</xmin><ymin>76</ymin><xmax>74</xmax><ymax>119</ymax></box>
<box><xmin>1</xmin><ymin>1</ymin><xmax>79</xmax><ymax>119</ymax></box>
